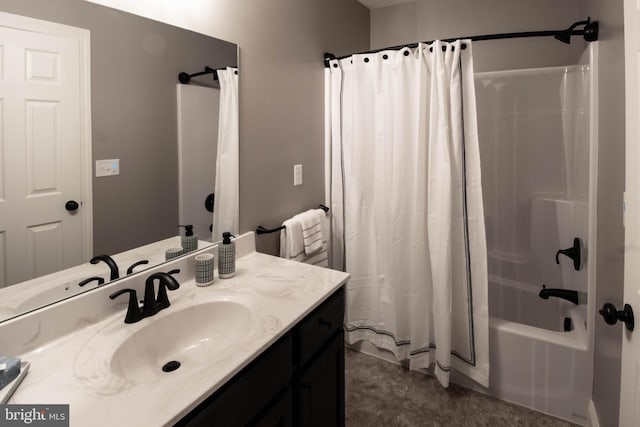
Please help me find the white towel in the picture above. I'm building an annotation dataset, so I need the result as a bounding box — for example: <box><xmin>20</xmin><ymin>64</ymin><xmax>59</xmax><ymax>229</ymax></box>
<box><xmin>279</xmin><ymin>210</ymin><xmax>329</xmax><ymax>267</ymax></box>
<box><xmin>279</xmin><ymin>218</ymin><xmax>304</xmax><ymax>260</ymax></box>
<box><xmin>296</xmin><ymin>209</ymin><xmax>324</xmax><ymax>255</ymax></box>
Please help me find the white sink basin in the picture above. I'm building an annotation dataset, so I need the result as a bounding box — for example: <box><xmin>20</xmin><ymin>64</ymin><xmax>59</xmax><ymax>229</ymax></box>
<box><xmin>109</xmin><ymin>300</ymin><xmax>252</xmax><ymax>382</ymax></box>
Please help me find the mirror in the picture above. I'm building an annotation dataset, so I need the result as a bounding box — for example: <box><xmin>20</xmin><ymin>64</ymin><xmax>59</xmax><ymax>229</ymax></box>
<box><xmin>0</xmin><ymin>0</ymin><xmax>239</xmax><ymax>323</ymax></box>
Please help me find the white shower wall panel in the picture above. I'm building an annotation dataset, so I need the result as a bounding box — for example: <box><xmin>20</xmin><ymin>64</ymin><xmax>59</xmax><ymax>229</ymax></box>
<box><xmin>476</xmin><ymin>65</ymin><xmax>591</xmax><ymax>293</ymax></box>
<box><xmin>474</xmin><ymin>43</ymin><xmax>597</xmax><ymax>425</ymax></box>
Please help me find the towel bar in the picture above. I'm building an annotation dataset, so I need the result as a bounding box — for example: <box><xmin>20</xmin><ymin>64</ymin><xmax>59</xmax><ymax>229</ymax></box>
<box><xmin>256</xmin><ymin>205</ymin><xmax>329</xmax><ymax>235</ymax></box>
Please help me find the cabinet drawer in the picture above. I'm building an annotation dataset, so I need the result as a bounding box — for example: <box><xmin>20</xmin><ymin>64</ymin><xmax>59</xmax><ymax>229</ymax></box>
<box><xmin>297</xmin><ymin>287</ymin><xmax>344</xmax><ymax>367</ymax></box>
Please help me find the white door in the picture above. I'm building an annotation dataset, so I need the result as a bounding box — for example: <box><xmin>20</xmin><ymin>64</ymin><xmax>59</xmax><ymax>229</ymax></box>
<box><xmin>0</xmin><ymin>13</ymin><xmax>91</xmax><ymax>288</ymax></box>
<box><xmin>177</xmin><ymin>84</ymin><xmax>219</xmax><ymax>242</ymax></box>
<box><xmin>622</xmin><ymin>1</ymin><xmax>640</xmax><ymax>425</ymax></box>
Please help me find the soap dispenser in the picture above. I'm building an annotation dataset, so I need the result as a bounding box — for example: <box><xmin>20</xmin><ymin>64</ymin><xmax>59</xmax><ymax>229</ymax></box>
<box><xmin>218</xmin><ymin>232</ymin><xmax>235</xmax><ymax>278</ymax></box>
<box><xmin>178</xmin><ymin>224</ymin><xmax>198</xmax><ymax>254</ymax></box>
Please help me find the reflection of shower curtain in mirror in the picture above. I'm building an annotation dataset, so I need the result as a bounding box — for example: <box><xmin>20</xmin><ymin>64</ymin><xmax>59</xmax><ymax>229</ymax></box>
<box><xmin>326</xmin><ymin>41</ymin><xmax>489</xmax><ymax>387</ymax></box>
<box><xmin>213</xmin><ymin>67</ymin><xmax>239</xmax><ymax>240</ymax></box>
<box><xmin>177</xmin><ymin>84</ymin><xmax>219</xmax><ymax>241</ymax></box>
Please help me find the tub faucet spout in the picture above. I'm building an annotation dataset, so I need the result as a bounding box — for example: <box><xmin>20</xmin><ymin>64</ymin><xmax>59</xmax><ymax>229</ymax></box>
<box><xmin>539</xmin><ymin>285</ymin><xmax>579</xmax><ymax>305</ymax></box>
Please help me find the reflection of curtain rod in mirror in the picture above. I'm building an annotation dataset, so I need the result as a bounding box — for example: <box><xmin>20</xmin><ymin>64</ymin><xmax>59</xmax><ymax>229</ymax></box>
<box><xmin>178</xmin><ymin>66</ymin><xmax>218</xmax><ymax>84</ymax></box>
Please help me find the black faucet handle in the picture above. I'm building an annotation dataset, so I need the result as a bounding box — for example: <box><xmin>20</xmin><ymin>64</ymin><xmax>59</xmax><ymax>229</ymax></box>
<box><xmin>78</xmin><ymin>276</ymin><xmax>105</xmax><ymax>287</ymax></box>
<box><xmin>555</xmin><ymin>237</ymin><xmax>581</xmax><ymax>271</ymax></box>
<box><xmin>126</xmin><ymin>260</ymin><xmax>150</xmax><ymax>275</ymax></box>
<box><xmin>109</xmin><ymin>288</ymin><xmax>143</xmax><ymax>323</ymax></box>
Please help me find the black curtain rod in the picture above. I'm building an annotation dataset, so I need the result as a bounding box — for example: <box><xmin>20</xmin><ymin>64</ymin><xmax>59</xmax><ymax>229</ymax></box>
<box><xmin>324</xmin><ymin>18</ymin><xmax>598</xmax><ymax>67</ymax></box>
<box><xmin>178</xmin><ymin>66</ymin><xmax>238</xmax><ymax>84</ymax></box>
<box><xmin>179</xmin><ymin>66</ymin><xmax>217</xmax><ymax>84</ymax></box>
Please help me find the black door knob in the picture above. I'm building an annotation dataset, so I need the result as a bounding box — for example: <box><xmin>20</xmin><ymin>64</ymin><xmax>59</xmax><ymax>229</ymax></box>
<box><xmin>599</xmin><ymin>303</ymin><xmax>634</xmax><ymax>331</ymax></box>
<box><xmin>65</xmin><ymin>200</ymin><xmax>79</xmax><ymax>211</ymax></box>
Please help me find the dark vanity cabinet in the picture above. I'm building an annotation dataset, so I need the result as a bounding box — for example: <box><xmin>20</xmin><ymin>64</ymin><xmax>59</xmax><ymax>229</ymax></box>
<box><xmin>176</xmin><ymin>286</ymin><xmax>345</xmax><ymax>427</ymax></box>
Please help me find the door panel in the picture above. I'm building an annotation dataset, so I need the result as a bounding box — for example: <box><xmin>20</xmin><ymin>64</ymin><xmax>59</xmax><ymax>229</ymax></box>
<box><xmin>0</xmin><ymin>14</ymin><xmax>90</xmax><ymax>288</ymax></box>
<box><xmin>621</xmin><ymin>0</ymin><xmax>640</xmax><ymax>425</ymax></box>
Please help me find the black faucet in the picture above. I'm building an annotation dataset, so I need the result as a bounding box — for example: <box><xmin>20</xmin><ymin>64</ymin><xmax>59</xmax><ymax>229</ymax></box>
<box><xmin>90</xmin><ymin>254</ymin><xmax>120</xmax><ymax>281</ymax></box>
<box><xmin>539</xmin><ymin>285</ymin><xmax>579</xmax><ymax>305</ymax></box>
<box><xmin>142</xmin><ymin>271</ymin><xmax>181</xmax><ymax>316</ymax></box>
<box><xmin>150</xmin><ymin>271</ymin><xmax>181</xmax><ymax>311</ymax></box>
<box><xmin>109</xmin><ymin>289</ymin><xmax>144</xmax><ymax>324</ymax></box>
<box><xmin>109</xmin><ymin>271</ymin><xmax>181</xmax><ymax>324</ymax></box>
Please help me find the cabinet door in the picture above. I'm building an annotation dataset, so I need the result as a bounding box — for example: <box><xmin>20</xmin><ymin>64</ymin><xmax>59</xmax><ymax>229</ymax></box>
<box><xmin>253</xmin><ymin>388</ymin><xmax>293</xmax><ymax>427</ymax></box>
<box><xmin>297</xmin><ymin>330</ymin><xmax>345</xmax><ymax>427</ymax></box>
<box><xmin>177</xmin><ymin>335</ymin><xmax>292</xmax><ymax>427</ymax></box>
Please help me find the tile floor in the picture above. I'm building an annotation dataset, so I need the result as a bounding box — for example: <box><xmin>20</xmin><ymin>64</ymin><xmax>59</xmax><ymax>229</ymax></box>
<box><xmin>345</xmin><ymin>348</ymin><xmax>578</xmax><ymax>427</ymax></box>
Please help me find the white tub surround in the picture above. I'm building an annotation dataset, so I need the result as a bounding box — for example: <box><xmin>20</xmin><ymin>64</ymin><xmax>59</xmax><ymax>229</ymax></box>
<box><xmin>0</xmin><ymin>232</ymin><xmax>349</xmax><ymax>427</ymax></box>
<box><xmin>473</xmin><ymin>43</ymin><xmax>598</xmax><ymax>426</ymax></box>
<box><xmin>488</xmin><ymin>307</ymin><xmax>590</xmax><ymax>424</ymax></box>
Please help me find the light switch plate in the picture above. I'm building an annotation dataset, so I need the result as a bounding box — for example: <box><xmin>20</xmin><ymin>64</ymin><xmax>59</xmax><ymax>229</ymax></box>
<box><xmin>96</xmin><ymin>159</ymin><xmax>120</xmax><ymax>177</ymax></box>
<box><xmin>294</xmin><ymin>164</ymin><xmax>302</xmax><ymax>186</ymax></box>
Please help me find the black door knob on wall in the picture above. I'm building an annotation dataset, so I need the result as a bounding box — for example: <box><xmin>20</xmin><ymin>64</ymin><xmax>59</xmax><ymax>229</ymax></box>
<box><xmin>65</xmin><ymin>200</ymin><xmax>79</xmax><ymax>211</ymax></box>
<box><xmin>599</xmin><ymin>303</ymin><xmax>634</xmax><ymax>331</ymax></box>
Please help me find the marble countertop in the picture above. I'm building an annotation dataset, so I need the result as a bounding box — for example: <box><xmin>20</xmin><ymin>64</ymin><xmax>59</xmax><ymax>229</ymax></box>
<box><xmin>6</xmin><ymin>245</ymin><xmax>349</xmax><ymax>426</ymax></box>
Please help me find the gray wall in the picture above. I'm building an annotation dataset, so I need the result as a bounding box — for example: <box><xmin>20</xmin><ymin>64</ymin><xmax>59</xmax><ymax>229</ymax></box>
<box><xmin>83</xmin><ymin>0</ymin><xmax>371</xmax><ymax>256</ymax></box>
<box><xmin>584</xmin><ymin>1</ymin><xmax>625</xmax><ymax>425</ymax></box>
<box><xmin>371</xmin><ymin>0</ymin><xmax>585</xmax><ymax>72</ymax></box>
<box><xmin>0</xmin><ymin>0</ymin><xmax>237</xmax><ymax>255</ymax></box>
<box><xmin>202</xmin><ymin>0</ymin><xmax>371</xmax><ymax>255</ymax></box>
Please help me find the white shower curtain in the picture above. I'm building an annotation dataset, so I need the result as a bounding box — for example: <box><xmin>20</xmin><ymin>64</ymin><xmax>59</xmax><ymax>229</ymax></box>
<box><xmin>327</xmin><ymin>40</ymin><xmax>489</xmax><ymax>387</ymax></box>
<box><xmin>212</xmin><ymin>67</ymin><xmax>239</xmax><ymax>240</ymax></box>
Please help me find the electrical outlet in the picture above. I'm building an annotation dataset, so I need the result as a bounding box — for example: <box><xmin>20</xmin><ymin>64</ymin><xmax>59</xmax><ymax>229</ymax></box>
<box><xmin>294</xmin><ymin>164</ymin><xmax>303</xmax><ymax>186</ymax></box>
<box><xmin>96</xmin><ymin>159</ymin><xmax>120</xmax><ymax>177</ymax></box>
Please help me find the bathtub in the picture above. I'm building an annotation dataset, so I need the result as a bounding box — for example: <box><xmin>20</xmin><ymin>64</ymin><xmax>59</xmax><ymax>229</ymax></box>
<box><xmin>487</xmin><ymin>275</ymin><xmax>591</xmax><ymax>425</ymax></box>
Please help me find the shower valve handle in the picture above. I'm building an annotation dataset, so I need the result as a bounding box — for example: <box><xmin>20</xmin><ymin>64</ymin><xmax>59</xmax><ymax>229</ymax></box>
<box><xmin>555</xmin><ymin>237</ymin><xmax>581</xmax><ymax>271</ymax></box>
<box><xmin>599</xmin><ymin>303</ymin><xmax>634</xmax><ymax>331</ymax></box>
